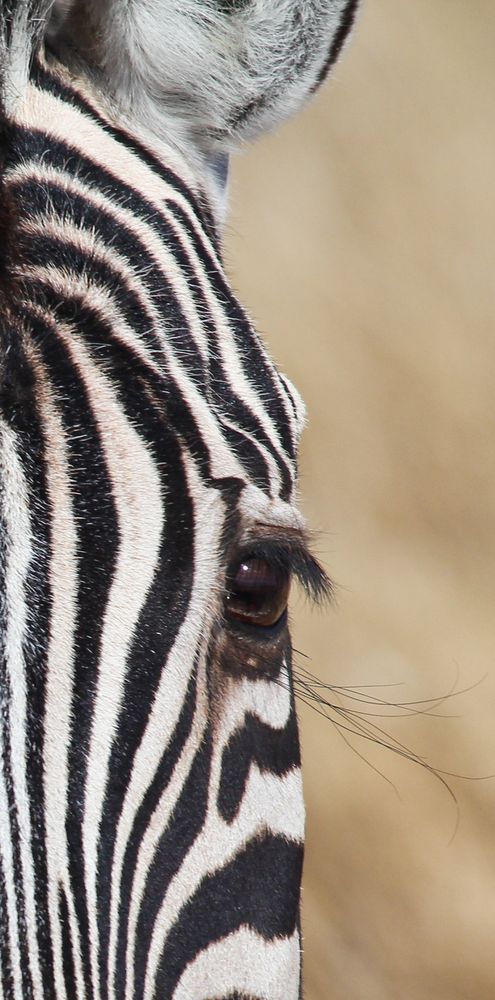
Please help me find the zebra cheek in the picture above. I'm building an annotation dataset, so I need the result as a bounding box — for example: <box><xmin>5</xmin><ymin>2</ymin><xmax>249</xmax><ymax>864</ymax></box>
<box><xmin>213</xmin><ymin>623</ymin><xmax>290</xmax><ymax>683</ymax></box>
<box><xmin>209</xmin><ymin>625</ymin><xmax>303</xmax><ymax>821</ymax></box>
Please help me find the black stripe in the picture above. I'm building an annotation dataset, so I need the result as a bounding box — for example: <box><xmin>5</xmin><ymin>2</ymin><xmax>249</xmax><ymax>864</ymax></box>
<box><xmin>313</xmin><ymin>0</ymin><xmax>360</xmax><ymax>91</ymax></box>
<box><xmin>58</xmin><ymin>885</ymin><xmax>77</xmax><ymax>995</ymax></box>
<box><xmin>0</xmin><ymin>452</ymin><xmax>14</xmax><ymax>1000</ymax></box>
<box><xmin>0</xmin><ymin>856</ymin><xmax>15</xmax><ymax>998</ymax></box>
<box><xmin>0</xmin><ymin>732</ymin><xmax>34</xmax><ymax>1000</ymax></box>
<box><xmin>154</xmin><ymin>834</ymin><xmax>303</xmax><ymax>995</ymax></box>
<box><xmin>217</xmin><ymin>706</ymin><xmax>300</xmax><ymax>824</ymax></box>
<box><xmin>31</xmin><ymin>56</ymin><xmax>220</xmax><ymax>248</ymax></box>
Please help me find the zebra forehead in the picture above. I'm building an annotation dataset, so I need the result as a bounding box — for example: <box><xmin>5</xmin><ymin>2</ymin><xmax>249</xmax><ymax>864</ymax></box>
<box><xmin>1</xmin><ymin>64</ymin><xmax>306</xmax><ymax>506</ymax></box>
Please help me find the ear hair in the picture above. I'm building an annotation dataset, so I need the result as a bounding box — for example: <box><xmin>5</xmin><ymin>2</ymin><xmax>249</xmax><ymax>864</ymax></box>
<box><xmin>48</xmin><ymin>0</ymin><xmax>359</xmax><ymax>154</ymax></box>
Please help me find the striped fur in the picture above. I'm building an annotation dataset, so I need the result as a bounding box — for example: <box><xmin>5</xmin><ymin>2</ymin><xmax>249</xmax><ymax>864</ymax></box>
<box><xmin>0</xmin><ymin>3</ymin><xmax>359</xmax><ymax>998</ymax></box>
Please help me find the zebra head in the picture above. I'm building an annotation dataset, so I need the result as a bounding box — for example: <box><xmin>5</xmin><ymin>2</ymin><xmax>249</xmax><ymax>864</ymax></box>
<box><xmin>0</xmin><ymin>2</ymin><xmax>359</xmax><ymax>997</ymax></box>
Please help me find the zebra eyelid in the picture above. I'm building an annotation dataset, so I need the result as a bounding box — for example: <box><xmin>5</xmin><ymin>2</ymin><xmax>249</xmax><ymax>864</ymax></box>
<box><xmin>232</xmin><ymin>526</ymin><xmax>333</xmax><ymax>608</ymax></box>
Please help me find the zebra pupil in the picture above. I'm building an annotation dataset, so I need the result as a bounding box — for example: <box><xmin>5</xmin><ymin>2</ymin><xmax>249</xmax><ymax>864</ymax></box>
<box><xmin>226</xmin><ymin>558</ymin><xmax>291</xmax><ymax>628</ymax></box>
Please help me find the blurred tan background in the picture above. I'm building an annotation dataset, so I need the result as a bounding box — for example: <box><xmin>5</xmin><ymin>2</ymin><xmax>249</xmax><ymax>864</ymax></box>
<box><xmin>226</xmin><ymin>1</ymin><xmax>495</xmax><ymax>997</ymax></box>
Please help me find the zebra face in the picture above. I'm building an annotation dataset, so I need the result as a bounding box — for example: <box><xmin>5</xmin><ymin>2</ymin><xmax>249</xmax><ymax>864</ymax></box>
<box><xmin>0</xmin><ymin>75</ymin><xmax>325</xmax><ymax>996</ymax></box>
<box><xmin>0</xmin><ymin>1</ymin><xmax>359</xmax><ymax>997</ymax></box>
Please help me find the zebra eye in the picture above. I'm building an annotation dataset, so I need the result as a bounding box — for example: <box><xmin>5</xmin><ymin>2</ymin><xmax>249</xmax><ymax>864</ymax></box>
<box><xmin>225</xmin><ymin>558</ymin><xmax>291</xmax><ymax>629</ymax></box>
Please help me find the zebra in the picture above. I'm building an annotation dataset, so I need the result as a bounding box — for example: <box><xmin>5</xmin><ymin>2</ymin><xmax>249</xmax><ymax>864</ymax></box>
<box><xmin>0</xmin><ymin>1</ymin><xmax>359</xmax><ymax>998</ymax></box>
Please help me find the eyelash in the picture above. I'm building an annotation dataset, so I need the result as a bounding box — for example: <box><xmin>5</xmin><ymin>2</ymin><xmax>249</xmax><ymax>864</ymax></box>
<box><xmin>222</xmin><ymin>534</ymin><xmax>332</xmax><ymax>640</ymax></box>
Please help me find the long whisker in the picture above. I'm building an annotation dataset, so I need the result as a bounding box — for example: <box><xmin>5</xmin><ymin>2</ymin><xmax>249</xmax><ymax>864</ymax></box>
<box><xmin>278</xmin><ymin>650</ymin><xmax>489</xmax><ymax>832</ymax></box>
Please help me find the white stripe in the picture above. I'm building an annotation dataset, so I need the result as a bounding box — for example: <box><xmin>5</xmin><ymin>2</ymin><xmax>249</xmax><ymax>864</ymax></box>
<box><xmin>223</xmin><ymin>663</ymin><xmax>294</xmax><ymax>732</ymax></box>
<box><xmin>37</xmin><ymin>355</ymin><xmax>85</xmax><ymax>1000</ymax></box>
<box><xmin>172</xmin><ymin>926</ymin><xmax>301</xmax><ymax>1000</ymax></box>
<box><xmin>0</xmin><ymin>420</ymin><xmax>43</xmax><ymax>1000</ymax></box>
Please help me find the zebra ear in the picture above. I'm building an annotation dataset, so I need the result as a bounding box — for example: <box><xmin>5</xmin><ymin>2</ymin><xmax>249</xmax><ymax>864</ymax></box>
<box><xmin>49</xmin><ymin>0</ymin><xmax>359</xmax><ymax>154</ymax></box>
<box><xmin>0</xmin><ymin>1</ymin><xmax>54</xmax><ymax>112</ymax></box>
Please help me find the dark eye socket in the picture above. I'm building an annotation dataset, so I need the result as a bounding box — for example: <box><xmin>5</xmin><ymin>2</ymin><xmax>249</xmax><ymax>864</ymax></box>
<box><xmin>225</xmin><ymin>557</ymin><xmax>291</xmax><ymax>629</ymax></box>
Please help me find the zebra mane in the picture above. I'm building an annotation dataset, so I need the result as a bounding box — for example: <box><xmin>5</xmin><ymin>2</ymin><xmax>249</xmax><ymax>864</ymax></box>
<box><xmin>0</xmin><ymin>1</ymin><xmax>359</xmax><ymax>154</ymax></box>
